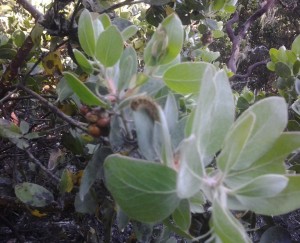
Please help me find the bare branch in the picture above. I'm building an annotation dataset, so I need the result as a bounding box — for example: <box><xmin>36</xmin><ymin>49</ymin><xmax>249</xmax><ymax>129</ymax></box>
<box><xmin>18</xmin><ymin>84</ymin><xmax>88</xmax><ymax>132</ymax></box>
<box><xmin>16</xmin><ymin>0</ymin><xmax>43</xmax><ymax>21</ymax></box>
<box><xmin>0</xmin><ymin>1</ymin><xmax>43</xmax><ymax>99</ymax></box>
<box><xmin>225</xmin><ymin>11</ymin><xmax>239</xmax><ymax>42</ymax></box>
<box><xmin>239</xmin><ymin>0</ymin><xmax>276</xmax><ymax>37</ymax></box>
<box><xmin>230</xmin><ymin>59</ymin><xmax>269</xmax><ymax>80</ymax></box>
<box><xmin>25</xmin><ymin>149</ymin><xmax>60</xmax><ymax>183</ymax></box>
<box><xmin>226</xmin><ymin>0</ymin><xmax>276</xmax><ymax>73</ymax></box>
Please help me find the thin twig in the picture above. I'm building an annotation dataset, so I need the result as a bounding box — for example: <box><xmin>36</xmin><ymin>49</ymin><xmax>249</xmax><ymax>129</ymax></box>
<box><xmin>2</xmin><ymin>95</ymin><xmax>57</xmax><ymax>102</ymax></box>
<box><xmin>0</xmin><ymin>88</ymin><xmax>18</xmax><ymax>104</ymax></box>
<box><xmin>25</xmin><ymin>149</ymin><xmax>60</xmax><ymax>182</ymax></box>
<box><xmin>18</xmin><ymin>84</ymin><xmax>87</xmax><ymax>132</ymax></box>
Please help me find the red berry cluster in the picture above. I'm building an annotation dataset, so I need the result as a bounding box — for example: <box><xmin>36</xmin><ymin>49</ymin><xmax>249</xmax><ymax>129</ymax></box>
<box><xmin>80</xmin><ymin>105</ymin><xmax>110</xmax><ymax>137</ymax></box>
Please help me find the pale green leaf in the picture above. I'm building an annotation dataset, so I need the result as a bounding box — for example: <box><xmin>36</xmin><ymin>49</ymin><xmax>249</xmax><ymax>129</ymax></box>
<box><xmin>79</xmin><ymin>147</ymin><xmax>112</xmax><ymax>200</ymax></box>
<box><xmin>92</xmin><ymin>18</ymin><xmax>104</xmax><ymax>38</ymax></box>
<box><xmin>212</xmin><ymin>199</ymin><xmax>251</xmax><ymax>243</ymax></box>
<box><xmin>269</xmin><ymin>48</ymin><xmax>279</xmax><ymax>62</ymax></box>
<box><xmin>122</xmin><ymin>25</ymin><xmax>138</xmax><ymax>41</ymax></box>
<box><xmin>172</xmin><ymin>199</ymin><xmax>191</xmax><ymax>231</ymax></box>
<box><xmin>192</xmin><ymin>70</ymin><xmax>235</xmax><ymax>165</ymax></box>
<box><xmin>212</xmin><ymin>30</ymin><xmax>225</xmax><ymax>38</ymax></box>
<box><xmin>278</xmin><ymin>46</ymin><xmax>288</xmax><ymax>63</ymax></box>
<box><xmin>0</xmin><ymin>119</ymin><xmax>29</xmax><ymax>149</ymax></box>
<box><xmin>231</xmin><ymin>97</ymin><xmax>287</xmax><ymax>170</ymax></box>
<box><xmin>233</xmin><ymin>174</ymin><xmax>288</xmax><ymax>198</ymax></box>
<box><xmin>15</xmin><ymin>182</ymin><xmax>54</xmax><ymax>207</ymax></box>
<box><xmin>75</xmin><ymin>190</ymin><xmax>97</xmax><ymax>214</ymax></box>
<box><xmin>201</xmin><ymin>50</ymin><xmax>220</xmax><ymax>62</ymax></box>
<box><xmin>118</xmin><ymin>46</ymin><xmax>137</xmax><ymax>91</ymax></box>
<box><xmin>292</xmin><ymin>34</ymin><xmax>300</xmax><ymax>56</ymax></box>
<box><xmin>189</xmin><ymin>191</ymin><xmax>205</xmax><ymax>213</ymax></box>
<box><xmin>225</xmin><ymin>133</ymin><xmax>300</xmax><ymax>187</ymax></box>
<box><xmin>176</xmin><ymin>135</ymin><xmax>203</xmax><ymax>198</ymax></box>
<box><xmin>163</xmin><ymin>62</ymin><xmax>217</xmax><ymax>94</ymax></box>
<box><xmin>205</xmin><ymin>18</ymin><xmax>218</xmax><ymax>30</ymax></box>
<box><xmin>164</xmin><ymin>93</ymin><xmax>178</xmax><ymax>133</ymax></box>
<box><xmin>98</xmin><ymin>13</ymin><xmax>111</xmax><ymax>29</ymax></box>
<box><xmin>78</xmin><ymin>9</ymin><xmax>96</xmax><ymax>57</ymax></box>
<box><xmin>104</xmin><ymin>155</ymin><xmax>180</xmax><ymax>223</ymax></box>
<box><xmin>95</xmin><ymin>25</ymin><xmax>123</xmax><ymax>67</ymax></box>
<box><xmin>236</xmin><ymin>175</ymin><xmax>300</xmax><ymax>216</ymax></box>
<box><xmin>56</xmin><ymin>78</ymin><xmax>73</xmax><ymax>101</ymax></box>
<box><xmin>157</xmin><ymin>106</ymin><xmax>173</xmax><ymax>167</ymax></box>
<box><xmin>153</xmin><ymin>54</ymin><xmax>181</xmax><ymax>76</ymax></box>
<box><xmin>267</xmin><ymin>61</ymin><xmax>275</xmax><ymax>71</ymax></box>
<box><xmin>132</xmin><ymin>108</ymin><xmax>157</xmax><ymax>161</ymax></box>
<box><xmin>144</xmin><ymin>14</ymin><xmax>183</xmax><ymax>66</ymax></box>
<box><xmin>217</xmin><ymin>112</ymin><xmax>255</xmax><ymax>173</ymax></box>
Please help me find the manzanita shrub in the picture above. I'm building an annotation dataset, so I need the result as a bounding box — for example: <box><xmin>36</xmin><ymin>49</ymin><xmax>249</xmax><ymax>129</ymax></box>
<box><xmin>35</xmin><ymin>8</ymin><xmax>300</xmax><ymax>242</ymax></box>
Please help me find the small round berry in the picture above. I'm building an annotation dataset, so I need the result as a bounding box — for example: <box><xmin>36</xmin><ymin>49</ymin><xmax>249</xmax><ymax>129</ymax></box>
<box><xmin>85</xmin><ymin>112</ymin><xmax>98</xmax><ymax>123</ymax></box>
<box><xmin>87</xmin><ymin>124</ymin><xmax>101</xmax><ymax>137</ymax></box>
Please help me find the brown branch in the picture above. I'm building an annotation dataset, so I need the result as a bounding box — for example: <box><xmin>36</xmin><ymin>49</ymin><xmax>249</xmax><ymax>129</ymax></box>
<box><xmin>99</xmin><ymin>0</ymin><xmax>145</xmax><ymax>14</ymax></box>
<box><xmin>239</xmin><ymin>0</ymin><xmax>276</xmax><ymax>37</ymax></box>
<box><xmin>0</xmin><ymin>34</ymin><xmax>35</xmax><ymax>99</ymax></box>
<box><xmin>225</xmin><ymin>11</ymin><xmax>239</xmax><ymax>42</ymax></box>
<box><xmin>226</xmin><ymin>0</ymin><xmax>276</xmax><ymax>73</ymax></box>
<box><xmin>230</xmin><ymin>59</ymin><xmax>269</xmax><ymax>80</ymax></box>
<box><xmin>16</xmin><ymin>0</ymin><xmax>43</xmax><ymax>20</ymax></box>
<box><xmin>18</xmin><ymin>84</ymin><xmax>87</xmax><ymax>132</ymax></box>
<box><xmin>0</xmin><ymin>1</ymin><xmax>43</xmax><ymax>99</ymax></box>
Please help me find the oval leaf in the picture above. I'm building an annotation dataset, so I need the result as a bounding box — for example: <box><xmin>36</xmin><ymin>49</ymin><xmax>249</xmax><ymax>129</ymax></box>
<box><xmin>95</xmin><ymin>25</ymin><xmax>124</xmax><ymax>67</ymax></box>
<box><xmin>191</xmin><ymin>70</ymin><xmax>235</xmax><ymax>165</ymax></box>
<box><xmin>275</xmin><ymin>62</ymin><xmax>291</xmax><ymax>78</ymax></box>
<box><xmin>212</xmin><ymin>0</ymin><xmax>225</xmax><ymax>11</ymax></box>
<box><xmin>212</xmin><ymin>199</ymin><xmax>251</xmax><ymax>243</ymax></box>
<box><xmin>177</xmin><ymin>135</ymin><xmax>203</xmax><ymax>198</ymax></box>
<box><xmin>233</xmin><ymin>174</ymin><xmax>288</xmax><ymax>198</ymax></box>
<box><xmin>15</xmin><ymin>182</ymin><xmax>54</xmax><ymax>207</ymax></box>
<box><xmin>163</xmin><ymin>62</ymin><xmax>216</xmax><ymax>94</ymax></box>
<box><xmin>118</xmin><ymin>46</ymin><xmax>138</xmax><ymax>91</ymax></box>
<box><xmin>78</xmin><ymin>9</ymin><xmax>96</xmax><ymax>57</ymax></box>
<box><xmin>217</xmin><ymin>112</ymin><xmax>255</xmax><ymax>173</ymax></box>
<box><xmin>236</xmin><ymin>175</ymin><xmax>300</xmax><ymax>216</ymax></box>
<box><xmin>122</xmin><ymin>25</ymin><xmax>138</xmax><ymax>41</ymax></box>
<box><xmin>172</xmin><ymin>199</ymin><xmax>191</xmax><ymax>231</ymax></box>
<box><xmin>104</xmin><ymin>154</ymin><xmax>180</xmax><ymax>223</ymax></box>
<box><xmin>229</xmin><ymin>97</ymin><xmax>287</xmax><ymax>171</ymax></box>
